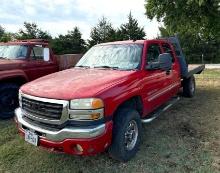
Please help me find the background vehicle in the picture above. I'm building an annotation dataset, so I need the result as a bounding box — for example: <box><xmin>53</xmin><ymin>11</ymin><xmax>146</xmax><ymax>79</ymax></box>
<box><xmin>15</xmin><ymin>36</ymin><xmax>205</xmax><ymax>161</ymax></box>
<box><xmin>0</xmin><ymin>39</ymin><xmax>82</xmax><ymax>119</ymax></box>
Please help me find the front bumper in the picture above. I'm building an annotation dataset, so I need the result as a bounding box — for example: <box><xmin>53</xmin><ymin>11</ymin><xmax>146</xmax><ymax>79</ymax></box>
<box><xmin>15</xmin><ymin>108</ymin><xmax>113</xmax><ymax>155</ymax></box>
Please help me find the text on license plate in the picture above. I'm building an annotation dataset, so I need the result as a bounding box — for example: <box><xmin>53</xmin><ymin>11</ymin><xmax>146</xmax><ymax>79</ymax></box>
<box><xmin>25</xmin><ymin>130</ymin><xmax>39</xmax><ymax>146</ymax></box>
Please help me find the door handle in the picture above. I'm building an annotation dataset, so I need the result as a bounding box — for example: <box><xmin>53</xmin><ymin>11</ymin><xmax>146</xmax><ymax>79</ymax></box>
<box><xmin>166</xmin><ymin>70</ymin><xmax>171</xmax><ymax>75</ymax></box>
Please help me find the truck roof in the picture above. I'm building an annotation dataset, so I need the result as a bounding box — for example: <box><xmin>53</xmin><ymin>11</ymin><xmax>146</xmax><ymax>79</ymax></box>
<box><xmin>97</xmin><ymin>39</ymin><xmax>169</xmax><ymax>46</ymax></box>
<box><xmin>0</xmin><ymin>39</ymin><xmax>49</xmax><ymax>46</ymax></box>
<box><xmin>98</xmin><ymin>40</ymin><xmax>145</xmax><ymax>45</ymax></box>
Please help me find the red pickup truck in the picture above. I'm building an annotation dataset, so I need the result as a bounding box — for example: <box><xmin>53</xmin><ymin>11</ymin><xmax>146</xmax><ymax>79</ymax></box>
<box><xmin>15</xmin><ymin>36</ymin><xmax>205</xmax><ymax>162</ymax></box>
<box><xmin>0</xmin><ymin>39</ymin><xmax>60</xmax><ymax>119</ymax></box>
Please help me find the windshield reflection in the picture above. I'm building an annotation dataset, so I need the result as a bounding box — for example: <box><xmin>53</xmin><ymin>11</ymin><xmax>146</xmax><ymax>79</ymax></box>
<box><xmin>0</xmin><ymin>45</ymin><xmax>28</xmax><ymax>59</ymax></box>
<box><xmin>76</xmin><ymin>44</ymin><xmax>143</xmax><ymax>70</ymax></box>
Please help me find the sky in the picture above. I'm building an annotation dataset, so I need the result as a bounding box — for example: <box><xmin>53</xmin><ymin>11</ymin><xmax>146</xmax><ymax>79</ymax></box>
<box><xmin>0</xmin><ymin>0</ymin><xmax>161</xmax><ymax>40</ymax></box>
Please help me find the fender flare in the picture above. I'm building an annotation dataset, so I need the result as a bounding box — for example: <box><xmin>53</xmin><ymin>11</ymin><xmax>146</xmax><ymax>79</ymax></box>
<box><xmin>0</xmin><ymin>69</ymin><xmax>29</xmax><ymax>83</ymax></box>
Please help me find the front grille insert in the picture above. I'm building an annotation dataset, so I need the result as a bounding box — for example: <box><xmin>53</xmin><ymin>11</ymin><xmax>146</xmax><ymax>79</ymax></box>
<box><xmin>22</xmin><ymin>96</ymin><xmax>63</xmax><ymax>120</ymax></box>
<box><xmin>23</xmin><ymin>116</ymin><xmax>62</xmax><ymax>131</ymax></box>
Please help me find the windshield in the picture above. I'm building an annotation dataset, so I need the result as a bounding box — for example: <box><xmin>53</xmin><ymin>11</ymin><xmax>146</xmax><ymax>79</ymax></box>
<box><xmin>76</xmin><ymin>44</ymin><xmax>143</xmax><ymax>70</ymax></box>
<box><xmin>0</xmin><ymin>45</ymin><xmax>28</xmax><ymax>59</ymax></box>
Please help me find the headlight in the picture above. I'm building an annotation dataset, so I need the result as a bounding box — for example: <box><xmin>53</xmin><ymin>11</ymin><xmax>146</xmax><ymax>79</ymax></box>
<box><xmin>70</xmin><ymin>98</ymin><xmax>104</xmax><ymax>110</ymax></box>
<box><xmin>69</xmin><ymin>98</ymin><xmax>104</xmax><ymax>121</ymax></box>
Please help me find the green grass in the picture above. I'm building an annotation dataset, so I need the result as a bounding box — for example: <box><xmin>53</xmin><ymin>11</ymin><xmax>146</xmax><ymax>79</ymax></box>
<box><xmin>196</xmin><ymin>69</ymin><xmax>220</xmax><ymax>78</ymax></box>
<box><xmin>0</xmin><ymin>69</ymin><xmax>220</xmax><ymax>173</ymax></box>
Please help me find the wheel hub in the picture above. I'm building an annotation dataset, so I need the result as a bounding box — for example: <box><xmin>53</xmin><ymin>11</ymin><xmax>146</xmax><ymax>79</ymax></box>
<box><xmin>124</xmin><ymin>120</ymin><xmax>138</xmax><ymax>151</ymax></box>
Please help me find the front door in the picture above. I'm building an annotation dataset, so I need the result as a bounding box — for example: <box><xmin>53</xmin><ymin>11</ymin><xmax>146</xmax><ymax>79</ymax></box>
<box><xmin>24</xmin><ymin>45</ymin><xmax>58</xmax><ymax>81</ymax></box>
<box><xmin>141</xmin><ymin>42</ymin><xmax>171</xmax><ymax>115</ymax></box>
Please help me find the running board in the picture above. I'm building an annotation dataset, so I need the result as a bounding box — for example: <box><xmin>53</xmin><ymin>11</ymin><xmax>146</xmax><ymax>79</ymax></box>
<box><xmin>141</xmin><ymin>96</ymin><xmax>180</xmax><ymax>123</ymax></box>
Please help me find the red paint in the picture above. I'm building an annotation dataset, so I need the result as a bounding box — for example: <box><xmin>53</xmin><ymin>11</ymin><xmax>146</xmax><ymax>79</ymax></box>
<box><xmin>18</xmin><ymin>121</ymin><xmax>113</xmax><ymax>155</ymax></box>
<box><xmin>18</xmin><ymin>39</ymin><xmax>182</xmax><ymax>155</ymax></box>
<box><xmin>0</xmin><ymin>39</ymin><xmax>59</xmax><ymax>83</ymax></box>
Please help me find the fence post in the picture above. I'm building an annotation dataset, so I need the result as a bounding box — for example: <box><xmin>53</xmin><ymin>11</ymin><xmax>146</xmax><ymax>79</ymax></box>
<box><xmin>202</xmin><ymin>54</ymin><xmax>204</xmax><ymax>64</ymax></box>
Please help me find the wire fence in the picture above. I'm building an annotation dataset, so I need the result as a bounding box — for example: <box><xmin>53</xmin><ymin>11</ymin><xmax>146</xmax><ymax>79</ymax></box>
<box><xmin>195</xmin><ymin>68</ymin><xmax>220</xmax><ymax>87</ymax></box>
<box><xmin>186</xmin><ymin>53</ymin><xmax>220</xmax><ymax>64</ymax></box>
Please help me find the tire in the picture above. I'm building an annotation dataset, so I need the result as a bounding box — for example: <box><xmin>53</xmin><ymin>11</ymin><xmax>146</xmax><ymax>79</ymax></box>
<box><xmin>109</xmin><ymin>108</ymin><xmax>142</xmax><ymax>162</ymax></box>
<box><xmin>183</xmin><ymin>75</ymin><xmax>196</xmax><ymax>98</ymax></box>
<box><xmin>0</xmin><ymin>83</ymin><xmax>19</xmax><ymax>119</ymax></box>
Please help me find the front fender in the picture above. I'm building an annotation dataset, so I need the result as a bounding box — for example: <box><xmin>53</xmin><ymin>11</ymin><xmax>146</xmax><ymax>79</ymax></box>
<box><xmin>98</xmin><ymin>77</ymin><xmax>143</xmax><ymax>117</ymax></box>
<box><xmin>0</xmin><ymin>69</ymin><xmax>29</xmax><ymax>82</ymax></box>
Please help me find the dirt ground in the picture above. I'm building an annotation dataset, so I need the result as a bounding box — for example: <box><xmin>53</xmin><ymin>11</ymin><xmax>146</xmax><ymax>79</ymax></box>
<box><xmin>0</xmin><ymin>69</ymin><xmax>219</xmax><ymax>173</ymax></box>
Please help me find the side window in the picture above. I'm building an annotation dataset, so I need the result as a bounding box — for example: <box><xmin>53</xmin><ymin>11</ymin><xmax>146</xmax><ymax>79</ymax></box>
<box><xmin>162</xmin><ymin>43</ymin><xmax>175</xmax><ymax>62</ymax></box>
<box><xmin>147</xmin><ymin>44</ymin><xmax>161</xmax><ymax>63</ymax></box>
<box><xmin>30</xmin><ymin>46</ymin><xmax>44</xmax><ymax>61</ymax></box>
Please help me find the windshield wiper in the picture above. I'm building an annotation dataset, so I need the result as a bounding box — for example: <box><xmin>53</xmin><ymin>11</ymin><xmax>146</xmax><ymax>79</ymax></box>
<box><xmin>75</xmin><ymin>65</ymin><xmax>90</xmax><ymax>68</ymax></box>
<box><xmin>94</xmin><ymin>65</ymin><xmax>119</xmax><ymax>70</ymax></box>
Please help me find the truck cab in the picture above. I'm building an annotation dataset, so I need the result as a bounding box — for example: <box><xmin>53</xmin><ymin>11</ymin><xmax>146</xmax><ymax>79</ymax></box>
<box><xmin>0</xmin><ymin>39</ymin><xmax>58</xmax><ymax>119</ymax></box>
<box><xmin>15</xmin><ymin>38</ymin><xmax>204</xmax><ymax>161</ymax></box>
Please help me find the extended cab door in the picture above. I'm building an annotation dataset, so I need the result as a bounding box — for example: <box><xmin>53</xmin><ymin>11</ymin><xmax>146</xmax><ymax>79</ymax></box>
<box><xmin>141</xmin><ymin>42</ymin><xmax>168</xmax><ymax>114</ymax></box>
<box><xmin>24</xmin><ymin>45</ymin><xmax>58</xmax><ymax>81</ymax></box>
<box><xmin>161</xmin><ymin>42</ymin><xmax>181</xmax><ymax>98</ymax></box>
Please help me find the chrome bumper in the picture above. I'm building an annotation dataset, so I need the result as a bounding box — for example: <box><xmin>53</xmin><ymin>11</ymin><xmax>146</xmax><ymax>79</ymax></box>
<box><xmin>15</xmin><ymin>108</ymin><xmax>106</xmax><ymax>142</ymax></box>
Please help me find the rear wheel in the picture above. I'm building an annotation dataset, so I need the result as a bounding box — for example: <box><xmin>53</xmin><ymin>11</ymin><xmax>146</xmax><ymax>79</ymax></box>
<box><xmin>0</xmin><ymin>83</ymin><xmax>19</xmax><ymax>119</ymax></box>
<box><xmin>183</xmin><ymin>75</ymin><xmax>196</xmax><ymax>98</ymax></box>
<box><xmin>109</xmin><ymin>108</ymin><xmax>142</xmax><ymax>162</ymax></box>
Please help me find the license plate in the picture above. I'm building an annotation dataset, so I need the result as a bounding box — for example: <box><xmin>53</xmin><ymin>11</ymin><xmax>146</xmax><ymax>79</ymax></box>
<box><xmin>25</xmin><ymin>130</ymin><xmax>39</xmax><ymax>146</ymax></box>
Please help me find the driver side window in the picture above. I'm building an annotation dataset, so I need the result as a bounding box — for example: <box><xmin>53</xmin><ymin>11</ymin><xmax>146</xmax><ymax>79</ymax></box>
<box><xmin>30</xmin><ymin>46</ymin><xmax>44</xmax><ymax>61</ymax></box>
<box><xmin>147</xmin><ymin>44</ymin><xmax>161</xmax><ymax>63</ymax></box>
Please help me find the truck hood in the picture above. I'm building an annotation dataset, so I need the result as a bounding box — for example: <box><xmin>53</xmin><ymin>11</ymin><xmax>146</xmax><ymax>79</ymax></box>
<box><xmin>21</xmin><ymin>68</ymin><xmax>135</xmax><ymax>100</ymax></box>
<box><xmin>0</xmin><ymin>59</ymin><xmax>24</xmax><ymax>71</ymax></box>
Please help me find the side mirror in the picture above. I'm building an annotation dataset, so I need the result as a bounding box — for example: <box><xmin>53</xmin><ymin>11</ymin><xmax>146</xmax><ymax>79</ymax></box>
<box><xmin>43</xmin><ymin>48</ymin><xmax>50</xmax><ymax>61</ymax></box>
<box><xmin>146</xmin><ymin>62</ymin><xmax>160</xmax><ymax>70</ymax></box>
<box><xmin>158</xmin><ymin>53</ymin><xmax>172</xmax><ymax>71</ymax></box>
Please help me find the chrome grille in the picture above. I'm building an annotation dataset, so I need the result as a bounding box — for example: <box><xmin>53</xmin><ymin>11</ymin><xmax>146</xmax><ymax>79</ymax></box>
<box><xmin>22</xmin><ymin>96</ymin><xmax>63</xmax><ymax>120</ymax></box>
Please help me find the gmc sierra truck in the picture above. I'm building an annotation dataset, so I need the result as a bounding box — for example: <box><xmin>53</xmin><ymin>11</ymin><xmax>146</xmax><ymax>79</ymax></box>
<box><xmin>0</xmin><ymin>39</ymin><xmax>60</xmax><ymax>119</ymax></box>
<box><xmin>15</xmin><ymin>36</ymin><xmax>205</xmax><ymax>162</ymax></box>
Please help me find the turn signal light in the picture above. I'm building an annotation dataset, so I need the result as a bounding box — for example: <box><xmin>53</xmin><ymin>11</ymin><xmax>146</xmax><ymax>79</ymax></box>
<box><xmin>92</xmin><ymin>99</ymin><xmax>104</xmax><ymax>109</ymax></box>
<box><xmin>75</xmin><ymin>144</ymin><xmax>83</xmax><ymax>153</ymax></box>
<box><xmin>90</xmin><ymin>113</ymin><xmax>101</xmax><ymax>120</ymax></box>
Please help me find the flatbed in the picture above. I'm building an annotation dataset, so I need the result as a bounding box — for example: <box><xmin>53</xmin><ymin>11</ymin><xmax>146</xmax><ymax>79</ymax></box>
<box><xmin>186</xmin><ymin>64</ymin><xmax>205</xmax><ymax>78</ymax></box>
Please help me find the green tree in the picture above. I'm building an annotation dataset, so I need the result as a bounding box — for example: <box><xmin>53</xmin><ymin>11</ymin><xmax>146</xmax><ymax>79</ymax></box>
<box><xmin>88</xmin><ymin>17</ymin><xmax>117</xmax><ymax>47</ymax></box>
<box><xmin>0</xmin><ymin>26</ymin><xmax>5</xmax><ymax>39</ymax></box>
<box><xmin>145</xmin><ymin>0</ymin><xmax>220</xmax><ymax>39</ymax></box>
<box><xmin>0</xmin><ymin>25</ymin><xmax>14</xmax><ymax>42</ymax></box>
<box><xmin>52</xmin><ymin>27</ymin><xmax>86</xmax><ymax>54</ymax></box>
<box><xmin>0</xmin><ymin>33</ymin><xmax>15</xmax><ymax>42</ymax></box>
<box><xmin>17</xmin><ymin>22</ymin><xmax>52</xmax><ymax>40</ymax></box>
<box><xmin>145</xmin><ymin>0</ymin><xmax>220</xmax><ymax>63</ymax></box>
<box><xmin>117</xmin><ymin>12</ymin><xmax>146</xmax><ymax>40</ymax></box>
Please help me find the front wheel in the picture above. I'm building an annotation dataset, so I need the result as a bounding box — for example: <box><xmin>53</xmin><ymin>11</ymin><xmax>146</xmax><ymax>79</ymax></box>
<box><xmin>109</xmin><ymin>108</ymin><xmax>142</xmax><ymax>162</ymax></box>
<box><xmin>0</xmin><ymin>83</ymin><xmax>19</xmax><ymax>119</ymax></box>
